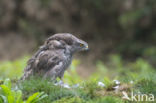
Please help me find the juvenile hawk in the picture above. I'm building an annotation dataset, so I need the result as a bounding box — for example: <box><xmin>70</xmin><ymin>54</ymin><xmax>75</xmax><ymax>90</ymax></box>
<box><xmin>21</xmin><ymin>33</ymin><xmax>88</xmax><ymax>80</ymax></box>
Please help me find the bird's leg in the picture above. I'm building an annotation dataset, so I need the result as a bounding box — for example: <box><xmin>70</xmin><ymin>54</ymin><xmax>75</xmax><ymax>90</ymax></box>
<box><xmin>59</xmin><ymin>76</ymin><xmax>64</xmax><ymax>84</ymax></box>
<box><xmin>58</xmin><ymin>70</ymin><xmax>65</xmax><ymax>83</ymax></box>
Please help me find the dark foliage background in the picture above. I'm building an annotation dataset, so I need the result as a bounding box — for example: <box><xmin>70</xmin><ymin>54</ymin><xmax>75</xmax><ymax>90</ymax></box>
<box><xmin>0</xmin><ymin>0</ymin><xmax>155</xmax><ymax>65</ymax></box>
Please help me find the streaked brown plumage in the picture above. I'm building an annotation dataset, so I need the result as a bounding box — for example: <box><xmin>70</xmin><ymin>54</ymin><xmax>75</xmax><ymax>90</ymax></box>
<box><xmin>21</xmin><ymin>33</ymin><xmax>88</xmax><ymax>80</ymax></box>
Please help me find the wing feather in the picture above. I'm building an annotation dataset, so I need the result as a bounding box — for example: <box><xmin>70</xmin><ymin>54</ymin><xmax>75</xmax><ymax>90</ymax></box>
<box><xmin>21</xmin><ymin>49</ymin><xmax>64</xmax><ymax>80</ymax></box>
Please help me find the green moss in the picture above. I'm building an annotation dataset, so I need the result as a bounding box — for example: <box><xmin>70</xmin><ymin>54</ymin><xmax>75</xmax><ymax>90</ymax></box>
<box><xmin>52</xmin><ymin>97</ymin><xmax>86</xmax><ymax>103</ymax></box>
<box><xmin>89</xmin><ymin>96</ymin><xmax>124</xmax><ymax>103</ymax></box>
<box><xmin>134</xmin><ymin>79</ymin><xmax>156</xmax><ymax>95</ymax></box>
<box><xmin>19</xmin><ymin>78</ymin><xmax>79</xmax><ymax>103</ymax></box>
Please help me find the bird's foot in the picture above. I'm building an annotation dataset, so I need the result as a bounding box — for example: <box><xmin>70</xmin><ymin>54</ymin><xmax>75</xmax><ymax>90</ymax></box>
<box><xmin>54</xmin><ymin>80</ymin><xmax>64</xmax><ymax>85</ymax></box>
<box><xmin>54</xmin><ymin>80</ymin><xmax>70</xmax><ymax>89</ymax></box>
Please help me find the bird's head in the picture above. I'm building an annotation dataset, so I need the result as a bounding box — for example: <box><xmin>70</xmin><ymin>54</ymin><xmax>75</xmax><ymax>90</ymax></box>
<box><xmin>46</xmin><ymin>33</ymin><xmax>89</xmax><ymax>53</ymax></box>
<box><xmin>73</xmin><ymin>38</ymin><xmax>89</xmax><ymax>52</ymax></box>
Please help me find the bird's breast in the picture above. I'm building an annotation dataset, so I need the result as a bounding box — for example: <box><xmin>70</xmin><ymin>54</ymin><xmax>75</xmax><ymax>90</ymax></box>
<box><xmin>63</xmin><ymin>54</ymin><xmax>72</xmax><ymax>70</ymax></box>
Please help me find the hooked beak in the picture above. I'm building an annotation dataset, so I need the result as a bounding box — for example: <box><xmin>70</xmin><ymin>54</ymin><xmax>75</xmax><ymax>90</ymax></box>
<box><xmin>84</xmin><ymin>45</ymin><xmax>89</xmax><ymax>51</ymax></box>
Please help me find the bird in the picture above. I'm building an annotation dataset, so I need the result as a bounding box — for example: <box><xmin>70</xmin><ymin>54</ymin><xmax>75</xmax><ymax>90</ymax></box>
<box><xmin>21</xmin><ymin>33</ymin><xmax>88</xmax><ymax>81</ymax></box>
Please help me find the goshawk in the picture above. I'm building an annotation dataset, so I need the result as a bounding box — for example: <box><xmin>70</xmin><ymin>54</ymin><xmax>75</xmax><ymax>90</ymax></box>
<box><xmin>21</xmin><ymin>33</ymin><xmax>88</xmax><ymax>80</ymax></box>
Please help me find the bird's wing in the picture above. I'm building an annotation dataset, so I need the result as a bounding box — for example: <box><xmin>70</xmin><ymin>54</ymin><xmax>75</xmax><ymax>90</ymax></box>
<box><xmin>21</xmin><ymin>47</ymin><xmax>48</xmax><ymax>80</ymax></box>
<box><xmin>35</xmin><ymin>51</ymin><xmax>59</xmax><ymax>71</ymax></box>
<box><xmin>21</xmin><ymin>58</ymin><xmax>35</xmax><ymax>80</ymax></box>
<box><xmin>34</xmin><ymin>51</ymin><xmax>64</xmax><ymax>79</ymax></box>
<box><xmin>21</xmin><ymin>49</ymin><xmax>65</xmax><ymax>80</ymax></box>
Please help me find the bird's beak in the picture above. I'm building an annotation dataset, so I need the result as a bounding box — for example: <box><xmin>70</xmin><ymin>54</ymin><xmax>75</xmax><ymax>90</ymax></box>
<box><xmin>84</xmin><ymin>45</ymin><xmax>89</xmax><ymax>51</ymax></box>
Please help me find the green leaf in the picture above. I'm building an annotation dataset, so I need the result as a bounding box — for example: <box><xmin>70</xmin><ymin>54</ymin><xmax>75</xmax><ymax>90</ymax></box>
<box><xmin>7</xmin><ymin>95</ymin><xmax>14</xmax><ymax>103</ymax></box>
<box><xmin>0</xmin><ymin>85</ymin><xmax>11</xmax><ymax>96</ymax></box>
<box><xmin>15</xmin><ymin>90</ymin><xmax>23</xmax><ymax>103</ymax></box>
<box><xmin>26</xmin><ymin>92</ymin><xmax>40</xmax><ymax>103</ymax></box>
<box><xmin>3</xmin><ymin>79</ymin><xmax>11</xmax><ymax>89</ymax></box>
<box><xmin>34</xmin><ymin>92</ymin><xmax>48</xmax><ymax>103</ymax></box>
<box><xmin>0</xmin><ymin>95</ymin><xmax>8</xmax><ymax>103</ymax></box>
<box><xmin>26</xmin><ymin>92</ymin><xmax>47</xmax><ymax>103</ymax></box>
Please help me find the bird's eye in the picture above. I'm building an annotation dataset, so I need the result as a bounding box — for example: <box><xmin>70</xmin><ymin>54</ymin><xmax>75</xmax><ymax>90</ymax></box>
<box><xmin>80</xmin><ymin>43</ymin><xmax>84</xmax><ymax>47</ymax></box>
